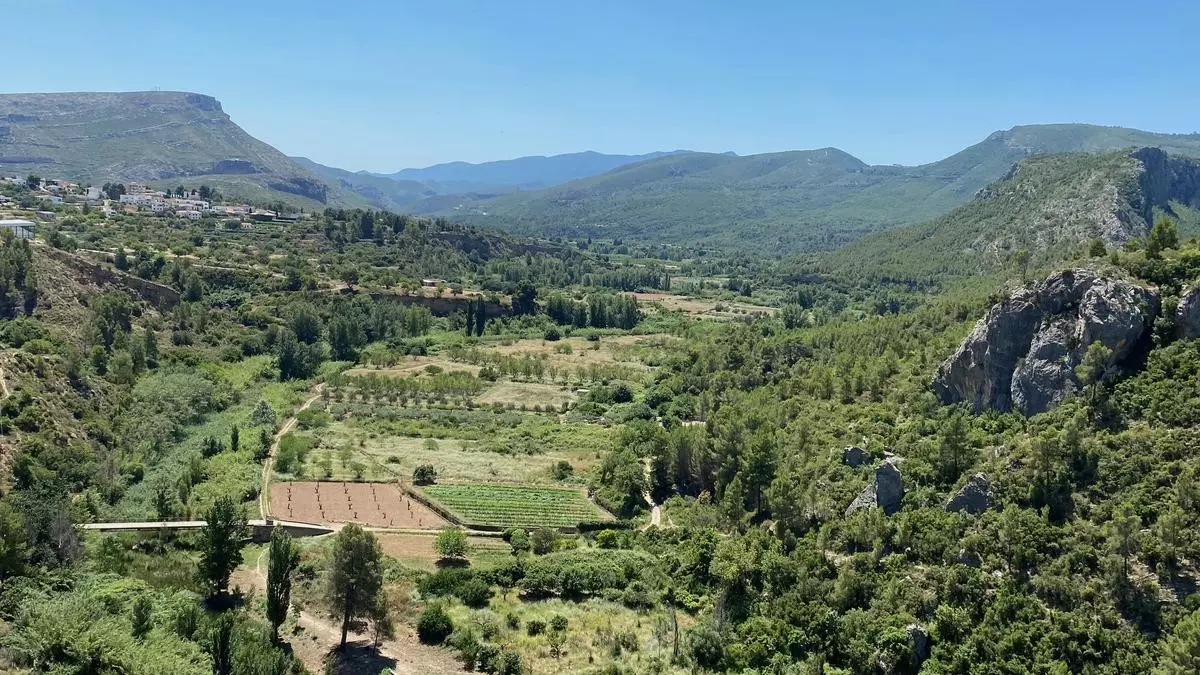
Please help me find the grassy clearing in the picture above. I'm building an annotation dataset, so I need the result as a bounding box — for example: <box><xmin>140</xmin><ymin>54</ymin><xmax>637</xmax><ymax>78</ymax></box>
<box><xmin>298</xmin><ymin>425</ymin><xmax>597</xmax><ymax>484</ymax></box>
<box><xmin>448</xmin><ymin>596</ymin><xmax>689</xmax><ymax>675</ymax></box>
<box><xmin>419</xmin><ymin>483</ymin><xmax>612</xmax><ymax>529</ymax></box>
<box><xmin>475</xmin><ymin>381</ymin><xmax>577</xmax><ymax>408</ymax></box>
<box><xmin>633</xmin><ymin>291</ymin><xmax>778</xmax><ymax>320</ymax></box>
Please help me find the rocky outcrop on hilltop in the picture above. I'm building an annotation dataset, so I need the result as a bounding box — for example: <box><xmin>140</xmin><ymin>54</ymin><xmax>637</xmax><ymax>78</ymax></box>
<box><xmin>933</xmin><ymin>268</ymin><xmax>1158</xmax><ymax>415</ymax></box>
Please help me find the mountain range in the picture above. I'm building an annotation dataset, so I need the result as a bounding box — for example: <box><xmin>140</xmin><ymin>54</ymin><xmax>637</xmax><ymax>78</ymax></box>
<box><xmin>5</xmin><ymin>90</ymin><xmax>1200</xmax><ymax>255</ymax></box>
<box><xmin>423</xmin><ymin>125</ymin><xmax>1200</xmax><ymax>252</ymax></box>
<box><xmin>361</xmin><ymin>150</ymin><xmax>690</xmax><ymax>193</ymax></box>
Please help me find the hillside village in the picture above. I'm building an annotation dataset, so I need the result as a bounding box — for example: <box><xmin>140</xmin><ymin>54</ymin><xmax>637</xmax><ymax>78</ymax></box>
<box><xmin>0</xmin><ymin>174</ymin><xmax>305</xmax><ymax>226</ymax></box>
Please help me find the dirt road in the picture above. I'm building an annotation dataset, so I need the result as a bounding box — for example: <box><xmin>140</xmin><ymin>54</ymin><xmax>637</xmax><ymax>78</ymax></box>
<box><xmin>260</xmin><ymin>386</ymin><xmax>323</xmax><ymax>520</ymax></box>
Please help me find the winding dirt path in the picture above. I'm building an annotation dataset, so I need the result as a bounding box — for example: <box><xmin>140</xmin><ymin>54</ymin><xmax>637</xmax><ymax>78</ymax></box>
<box><xmin>260</xmin><ymin>385</ymin><xmax>323</xmax><ymax>520</ymax></box>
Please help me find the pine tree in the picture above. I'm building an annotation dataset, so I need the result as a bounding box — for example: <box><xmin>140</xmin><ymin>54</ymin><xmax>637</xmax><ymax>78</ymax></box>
<box><xmin>198</xmin><ymin>497</ymin><xmax>247</xmax><ymax>595</ymax></box>
<box><xmin>328</xmin><ymin>524</ymin><xmax>385</xmax><ymax>650</ymax></box>
<box><xmin>1161</xmin><ymin>609</ymin><xmax>1200</xmax><ymax>673</ymax></box>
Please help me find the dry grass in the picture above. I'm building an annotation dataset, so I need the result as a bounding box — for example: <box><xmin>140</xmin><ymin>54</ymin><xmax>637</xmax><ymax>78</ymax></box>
<box><xmin>633</xmin><ymin>291</ymin><xmax>777</xmax><ymax>319</ymax></box>
<box><xmin>345</xmin><ymin>357</ymin><xmax>480</xmax><ymax>378</ymax></box>
<box><xmin>475</xmin><ymin>381</ymin><xmax>577</xmax><ymax>408</ymax></box>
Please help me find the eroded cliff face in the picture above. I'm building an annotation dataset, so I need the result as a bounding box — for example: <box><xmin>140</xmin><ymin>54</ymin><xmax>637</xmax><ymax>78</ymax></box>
<box><xmin>933</xmin><ymin>269</ymin><xmax>1158</xmax><ymax>415</ymax></box>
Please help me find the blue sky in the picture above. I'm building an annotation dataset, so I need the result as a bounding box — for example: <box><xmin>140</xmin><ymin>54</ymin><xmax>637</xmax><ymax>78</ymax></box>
<box><xmin>6</xmin><ymin>0</ymin><xmax>1200</xmax><ymax>171</ymax></box>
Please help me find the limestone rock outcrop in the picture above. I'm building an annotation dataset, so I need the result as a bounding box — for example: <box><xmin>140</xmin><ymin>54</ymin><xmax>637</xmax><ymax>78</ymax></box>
<box><xmin>933</xmin><ymin>268</ymin><xmax>1158</xmax><ymax>415</ymax></box>
<box><xmin>945</xmin><ymin>473</ymin><xmax>992</xmax><ymax>515</ymax></box>
<box><xmin>842</xmin><ymin>446</ymin><xmax>871</xmax><ymax>467</ymax></box>
<box><xmin>845</xmin><ymin>459</ymin><xmax>904</xmax><ymax>517</ymax></box>
<box><xmin>1178</xmin><ymin>286</ymin><xmax>1200</xmax><ymax>339</ymax></box>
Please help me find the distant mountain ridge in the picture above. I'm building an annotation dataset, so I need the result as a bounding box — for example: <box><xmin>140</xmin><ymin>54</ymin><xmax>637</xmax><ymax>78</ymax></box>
<box><xmin>367</xmin><ymin>150</ymin><xmax>694</xmax><ymax>193</ymax></box>
<box><xmin>422</xmin><ymin>124</ymin><xmax>1200</xmax><ymax>252</ymax></box>
<box><xmin>291</xmin><ymin>157</ymin><xmax>432</xmax><ymax>212</ymax></box>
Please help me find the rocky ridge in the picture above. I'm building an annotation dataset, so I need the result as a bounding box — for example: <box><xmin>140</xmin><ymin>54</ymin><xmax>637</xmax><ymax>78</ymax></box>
<box><xmin>933</xmin><ymin>268</ymin><xmax>1159</xmax><ymax>415</ymax></box>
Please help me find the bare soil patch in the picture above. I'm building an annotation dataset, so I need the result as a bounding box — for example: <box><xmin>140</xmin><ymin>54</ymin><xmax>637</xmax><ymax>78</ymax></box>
<box><xmin>377</xmin><ymin>533</ymin><xmax>508</xmax><ymax>569</ymax></box>
<box><xmin>271</xmin><ymin>481</ymin><xmax>448</xmax><ymax>529</ymax></box>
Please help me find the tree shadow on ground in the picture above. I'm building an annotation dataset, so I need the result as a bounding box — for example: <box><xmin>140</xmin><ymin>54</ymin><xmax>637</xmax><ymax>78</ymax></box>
<box><xmin>325</xmin><ymin>643</ymin><xmax>398</xmax><ymax>675</ymax></box>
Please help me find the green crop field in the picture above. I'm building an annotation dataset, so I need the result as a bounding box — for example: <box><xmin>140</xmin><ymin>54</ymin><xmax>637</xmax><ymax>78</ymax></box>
<box><xmin>419</xmin><ymin>483</ymin><xmax>613</xmax><ymax>529</ymax></box>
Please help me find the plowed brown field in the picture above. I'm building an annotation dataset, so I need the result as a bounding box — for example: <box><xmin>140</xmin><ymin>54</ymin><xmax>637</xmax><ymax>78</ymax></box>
<box><xmin>271</xmin><ymin>481</ymin><xmax>448</xmax><ymax>529</ymax></box>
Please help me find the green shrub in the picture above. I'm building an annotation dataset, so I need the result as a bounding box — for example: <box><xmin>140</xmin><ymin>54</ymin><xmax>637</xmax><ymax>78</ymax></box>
<box><xmin>413</xmin><ymin>464</ymin><xmax>438</xmax><ymax>485</ymax></box>
<box><xmin>456</xmin><ymin>578</ymin><xmax>493</xmax><ymax>608</ymax></box>
<box><xmin>417</xmin><ymin>603</ymin><xmax>454</xmax><ymax>644</ymax></box>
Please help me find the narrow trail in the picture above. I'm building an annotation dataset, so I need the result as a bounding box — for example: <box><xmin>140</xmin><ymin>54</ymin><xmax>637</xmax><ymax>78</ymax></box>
<box><xmin>260</xmin><ymin>385</ymin><xmax>323</xmax><ymax>520</ymax></box>
<box><xmin>641</xmin><ymin>459</ymin><xmax>662</xmax><ymax>529</ymax></box>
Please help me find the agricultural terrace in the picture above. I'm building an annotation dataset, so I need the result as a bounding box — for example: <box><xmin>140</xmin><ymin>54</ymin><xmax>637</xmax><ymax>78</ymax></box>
<box><xmin>269</xmin><ymin>481</ymin><xmax>448</xmax><ymax>529</ymax></box>
<box><xmin>418</xmin><ymin>483</ymin><xmax>614</xmax><ymax>530</ymax></box>
<box><xmin>274</xmin><ymin>408</ymin><xmax>609</xmax><ymax>480</ymax></box>
<box><xmin>442</xmin><ymin>334</ymin><xmax>673</xmax><ymax>384</ymax></box>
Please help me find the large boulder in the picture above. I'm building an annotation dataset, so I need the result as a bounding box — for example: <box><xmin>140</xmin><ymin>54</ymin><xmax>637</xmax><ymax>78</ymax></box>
<box><xmin>945</xmin><ymin>473</ymin><xmax>992</xmax><ymax>515</ymax></box>
<box><xmin>934</xmin><ymin>269</ymin><xmax>1158</xmax><ymax>415</ymax></box>
<box><xmin>845</xmin><ymin>459</ymin><xmax>904</xmax><ymax>516</ymax></box>
<box><xmin>842</xmin><ymin>446</ymin><xmax>871</xmax><ymax>467</ymax></box>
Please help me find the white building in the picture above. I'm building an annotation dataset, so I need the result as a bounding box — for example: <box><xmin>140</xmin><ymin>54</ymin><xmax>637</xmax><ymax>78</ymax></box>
<box><xmin>177</xmin><ymin>210</ymin><xmax>202</xmax><ymax>220</ymax></box>
<box><xmin>85</xmin><ymin>186</ymin><xmax>102</xmax><ymax>201</ymax></box>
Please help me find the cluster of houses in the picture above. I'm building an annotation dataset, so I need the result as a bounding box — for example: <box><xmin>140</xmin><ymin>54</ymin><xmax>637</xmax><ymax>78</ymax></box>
<box><xmin>0</xmin><ymin>176</ymin><xmax>303</xmax><ymax>224</ymax></box>
<box><xmin>1</xmin><ymin>176</ymin><xmax>97</xmax><ymax>205</ymax></box>
<box><xmin>115</xmin><ymin>184</ymin><xmax>217</xmax><ymax>219</ymax></box>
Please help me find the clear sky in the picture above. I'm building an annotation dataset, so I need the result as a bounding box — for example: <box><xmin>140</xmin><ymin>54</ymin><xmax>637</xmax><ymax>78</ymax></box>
<box><xmin>6</xmin><ymin>0</ymin><xmax>1199</xmax><ymax>171</ymax></box>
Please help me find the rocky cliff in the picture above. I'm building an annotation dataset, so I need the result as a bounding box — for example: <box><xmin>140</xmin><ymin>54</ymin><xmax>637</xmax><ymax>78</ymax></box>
<box><xmin>933</xmin><ymin>268</ymin><xmax>1159</xmax><ymax>415</ymax></box>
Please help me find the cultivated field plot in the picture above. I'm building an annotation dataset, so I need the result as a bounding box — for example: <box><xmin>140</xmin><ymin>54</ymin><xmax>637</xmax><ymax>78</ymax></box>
<box><xmin>271</xmin><ymin>481</ymin><xmax>448</xmax><ymax>529</ymax></box>
<box><xmin>419</xmin><ymin>483</ymin><xmax>613</xmax><ymax>529</ymax></box>
<box><xmin>486</xmin><ymin>334</ymin><xmax>650</xmax><ymax>366</ymax></box>
<box><xmin>475</xmin><ymin>381</ymin><xmax>576</xmax><ymax>408</ymax></box>
<box><xmin>302</xmin><ymin>426</ymin><xmax>597</xmax><ymax>484</ymax></box>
